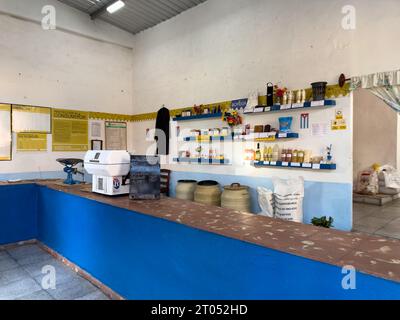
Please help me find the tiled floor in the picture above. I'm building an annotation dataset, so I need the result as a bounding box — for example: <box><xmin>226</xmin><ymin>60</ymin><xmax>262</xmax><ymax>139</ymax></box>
<box><xmin>0</xmin><ymin>244</ymin><xmax>110</xmax><ymax>300</ymax></box>
<box><xmin>353</xmin><ymin>198</ymin><xmax>400</xmax><ymax>239</ymax></box>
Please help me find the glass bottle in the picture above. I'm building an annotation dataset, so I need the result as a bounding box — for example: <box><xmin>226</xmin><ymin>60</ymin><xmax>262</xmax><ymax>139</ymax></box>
<box><xmin>281</xmin><ymin>148</ymin><xmax>287</xmax><ymax>162</ymax></box>
<box><xmin>286</xmin><ymin>149</ymin><xmax>292</xmax><ymax>163</ymax></box>
<box><xmin>255</xmin><ymin>143</ymin><xmax>262</xmax><ymax>162</ymax></box>
<box><xmin>292</xmin><ymin>149</ymin><xmax>298</xmax><ymax>163</ymax></box>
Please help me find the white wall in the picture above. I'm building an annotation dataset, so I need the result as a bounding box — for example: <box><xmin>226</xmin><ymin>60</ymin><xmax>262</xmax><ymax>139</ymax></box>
<box><xmin>353</xmin><ymin>89</ymin><xmax>398</xmax><ymax>183</ymax></box>
<box><xmin>131</xmin><ymin>0</ymin><xmax>400</xmax><ymax>114</ymax></box>
<box><xmin>131</xmin><ymin>98</ymin><xmax>352</xmax><ymax>184</ymax></box>
<box><xmin>0</xmin><ymin>0</ymin><xmax>134</xmax><ymax>48</ymax></box>
<box><xmin>0</xmin><ymin>1</ymin><xmax>134</xmax><ymax>177</ymax></box>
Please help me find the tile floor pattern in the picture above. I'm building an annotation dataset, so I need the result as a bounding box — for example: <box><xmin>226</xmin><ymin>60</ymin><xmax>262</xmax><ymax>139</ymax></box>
<box><xmin>0</xmin><ymin>244</ymin><xmax>110</xmax><ymax>300</ymax></box>
<box><xmin>353</xmin><ymin>198</ymin><xmax>400</xmax><ymax>239</ymax></box>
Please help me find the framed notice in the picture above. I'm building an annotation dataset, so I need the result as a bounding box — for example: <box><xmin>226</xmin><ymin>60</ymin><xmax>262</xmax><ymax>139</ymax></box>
<box><xmin>105</xmin><ymin>121</ymin><xmax>127</xmax><ymax>150</ymax></box>
<box><xmin>17</xmin><ymin>133</ymin><xmax>47</xmax><ymax>151</ymax></box>
<box><xmin>52</xmin><ymin>109</ymin><xmax>89</xmax><ymax>152</ymax></box>
<box><xmin>12</xmin><ymin>105</ymin><xmax>51</xmax><ymax>133</ymax></box>
<box><xmin>0</xmin><ymin>104</ymin><xmax>12</xmax><ymax>161</ymax></box>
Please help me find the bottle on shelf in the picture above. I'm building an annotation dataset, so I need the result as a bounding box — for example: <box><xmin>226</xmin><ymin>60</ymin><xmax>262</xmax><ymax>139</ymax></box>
<box><xmin>267</xmin><ymin>146</ymin><xmax>273</xmax><ymax>161</ymax></box>
<box><xmin>292</xmin><ymin>149</ymin><xmax>298</xmax><ymax>163</ymax></box>
<box><xmin>263</xmin><ymin>145</ymin><xmax>268</xmax><ymax>161</ymax></box>
<box><xmin>255</xmin><ymin>143</ymin><xmax>262</xmax><ymax>162</ymax></box>
<box><xmin>304</xmin><ymin>150</ymin><xmax>312</xmax><ymax>163</ymax></box>
<box><xmin>286</xmin><ymin>149</ymin><xmax>292</xmax><ymax>163</ymax></box>
<box><xmin>298</xmin><ymin>150</ymin><xmax>305</xmax><ymax>163</ymax></box>
<box><xmin>281</xmin><ymin>148</ymin><xmax>287</xmax><ymax>162</ymax></box>
<box><xmin>272</xmin><ymin>144</ymin><xmax>279</xmax><ymax>162</ymax></box>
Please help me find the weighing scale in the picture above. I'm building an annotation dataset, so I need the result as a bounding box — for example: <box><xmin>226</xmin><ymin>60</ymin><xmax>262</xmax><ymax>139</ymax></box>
<box><xmin>56</xmin><ymin>158</ymin><xmax>84</xmax><ymax>185</ymax></box>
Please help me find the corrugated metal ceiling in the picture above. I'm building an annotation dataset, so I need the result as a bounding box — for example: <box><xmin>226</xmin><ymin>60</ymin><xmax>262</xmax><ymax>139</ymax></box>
<box><xmin>58</xmin><ymin>0</ymin><xmax>207</xmax><ymax>34</ymax></box>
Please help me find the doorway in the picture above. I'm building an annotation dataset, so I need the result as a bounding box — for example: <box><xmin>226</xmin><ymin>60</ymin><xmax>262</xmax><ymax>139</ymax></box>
<box><xmin>353</xmin><ymin>89</ymin><xmax>400</xmax><ymax>239</ymax></box>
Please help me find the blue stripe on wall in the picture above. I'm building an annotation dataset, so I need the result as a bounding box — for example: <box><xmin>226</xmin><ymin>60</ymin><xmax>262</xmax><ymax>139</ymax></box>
<box><xmin>0</xmin><ymin>171</ymin><xmax>65</xmax><ymax>182</ymax></box>
<box><xmin>0</xmin><ymin>171</ymin><xmax>89</xmax><ymax>183</ymax></box>
<box><xmin>170</xmin><ymin>171</ymin><xmax>353</xmax><ymax>231</ymax></box>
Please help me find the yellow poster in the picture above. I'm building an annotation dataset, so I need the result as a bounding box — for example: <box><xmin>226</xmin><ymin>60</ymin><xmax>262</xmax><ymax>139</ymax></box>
<box><xmin>12</xmin><ymin>105</ymin><xmax>52</xmax><ymax>133</ymax></box>
<box><xmin>52</xmin><ymin>109</ymin><xmax>89</xmax><ymax>151</ymax></box>
<box><xmin>331</xmin><ymin>109</ymin><xmax>347</xmax><ymax>131</ymax></box>
<box><xmin>0</xmin><ymin>104</ymin><xmax>12</xmax><ymax>161</ymax></box>
<box><xmin>17</xmin><ymin>133</ymin><xmax>47</xmax><ymax>151</ymax></box>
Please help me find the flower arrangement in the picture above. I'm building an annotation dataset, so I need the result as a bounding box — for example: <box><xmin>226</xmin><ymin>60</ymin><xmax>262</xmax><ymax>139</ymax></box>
<box><xmin>222</xmin><ymin>109</ymin><xmax>243</xmax><ymax>127</ymax></box>
<box><xmin>274</xmin><ymin>85</ymin><xmax>287</xmax><ymax>99</ymax></box>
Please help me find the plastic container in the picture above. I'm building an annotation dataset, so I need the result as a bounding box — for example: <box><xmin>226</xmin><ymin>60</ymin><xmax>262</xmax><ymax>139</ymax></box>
<box><xmin>311</xmin><ymin>82</ymin><xmax>328</xmax><ymax>101</ymax></box>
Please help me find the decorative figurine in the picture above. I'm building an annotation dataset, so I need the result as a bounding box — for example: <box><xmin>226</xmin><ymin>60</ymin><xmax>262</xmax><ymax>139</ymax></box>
<box><xmin>326</xmin><ymin>144</ymin><xmax>333</xmax><ymax>164</ymax></box>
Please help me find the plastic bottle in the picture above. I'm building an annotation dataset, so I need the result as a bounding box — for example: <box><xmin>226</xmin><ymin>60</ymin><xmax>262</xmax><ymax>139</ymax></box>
<box><xmin>272</xmin><ymin>144</ymin><xmax>279</xmax><ymax>162</ymax></box>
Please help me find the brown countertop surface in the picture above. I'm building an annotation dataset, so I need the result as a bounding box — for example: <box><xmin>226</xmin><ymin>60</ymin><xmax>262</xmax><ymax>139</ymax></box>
<box><xmin>2</xmin><ymin>179</ymin><xmax>400</xmax><ymax>284</ymax></box>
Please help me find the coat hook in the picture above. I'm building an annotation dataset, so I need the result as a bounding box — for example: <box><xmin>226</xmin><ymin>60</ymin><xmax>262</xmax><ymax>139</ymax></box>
<box><xmin>338</xmin><ymin>73</ymin><xmax>351</xmax><ymax>88</ymax></box>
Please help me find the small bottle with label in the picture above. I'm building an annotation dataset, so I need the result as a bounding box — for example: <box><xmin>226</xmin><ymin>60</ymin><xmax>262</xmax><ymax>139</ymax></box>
<box><xmin>281</xmin><ymin>149</ymin><xmax>287</xmax><ymax>162</ymax></box>
<box><xmin>272</xmin><ymin>144</ymin><xmax>279</xmax><ymax>162</ymax></box>
<box><xmin>286</xmin><ymin>149</ymin><xmax>292</xmax><ymax>163</ymax></box>
<box><xmin>255</xmin><ymin>143</ymin><xmax>262</xmax><ymax>162</ymax></box>
<box><xmin>267</xmin><ymin>147</ymin><xmax>273</xmax><ymax>161</ymax></box>
<box><xmin>263</xmin><ymin>145</ymin><xmax>268</xmax><ymax>161</ymax></box>
<box><xmin>292</xmin><ymin>149</ymin><xmax>298</xmax><ymax>163</ymax></box>
<box><xmin>298</xmin><ymin>150</ymin><xmax>305</xmax><ymax>163</ymax></box>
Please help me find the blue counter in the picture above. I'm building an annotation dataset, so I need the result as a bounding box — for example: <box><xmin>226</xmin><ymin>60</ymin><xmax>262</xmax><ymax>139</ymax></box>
<box><xmin>1</xmin><ymin>183</ymin><xmax>400</xmax><ymax>300</ymax></box>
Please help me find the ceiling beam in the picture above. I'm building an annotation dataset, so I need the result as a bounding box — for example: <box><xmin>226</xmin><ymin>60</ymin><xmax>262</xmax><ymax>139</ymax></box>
<box><xmin>90</xmin><ymin>0</ymin><xmax>119</xmax><ymax>20</ymax></box>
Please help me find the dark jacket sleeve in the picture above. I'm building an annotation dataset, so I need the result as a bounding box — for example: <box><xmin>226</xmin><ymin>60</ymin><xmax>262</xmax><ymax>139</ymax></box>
<box><xmin>155</xmin><ymin>107</ymin><xmax>170</xmax><ymax>155</ymax></box>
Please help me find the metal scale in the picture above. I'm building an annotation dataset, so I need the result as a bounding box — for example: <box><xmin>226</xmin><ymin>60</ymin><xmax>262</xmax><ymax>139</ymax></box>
<box><xmin>56</xmin><ymin>158</ymin><xmax>84</xmax><ymax>185</ymax></box>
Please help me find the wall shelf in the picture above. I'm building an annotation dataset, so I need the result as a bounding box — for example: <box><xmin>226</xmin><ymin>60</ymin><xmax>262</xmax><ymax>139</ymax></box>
<box><xmin>181</xmin><ymin>132</ymin><xmax>299</xmax><ymax>143</ymax></box>
<box><xmin>183</xmin><ymin>135</ymin><xmax>239</xmax><ymax>142</ymax></box>
<box><xmin>252</xmin><ymin>161</ymin><xmax>336</xmax><ymax>170</ymax></box>
<box><xmin>250</xmin><ymin>132</ymin><xmax>299</xmax><ymax>142</ymax></box>
<box><xmin>173</xmin><ymin>113</ymin><xmax>222</xmax><ymax>122</ymax></box>
<box><xmin>244</xmin><ymin>100</ymin><xmax>336</xmax><ymax>115</ymax></box>
<box><xmin>174</xmin><ymin>157</ymin><xmax>230</xmax><ymax>165</ymax></box>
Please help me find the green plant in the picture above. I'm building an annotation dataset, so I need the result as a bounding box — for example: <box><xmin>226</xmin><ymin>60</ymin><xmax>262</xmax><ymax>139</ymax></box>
<box><xmin>311</xmin><ymin>216</ymin><xmax>334</xmax><ymax>228</ymax></box>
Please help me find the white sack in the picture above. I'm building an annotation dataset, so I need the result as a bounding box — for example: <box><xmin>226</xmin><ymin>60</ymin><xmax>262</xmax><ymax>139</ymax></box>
<box><xmin>257</xmin><ymin>187</ymin><xmax>274</xmax><ymax>218</ymax></box>
<box><xmin>380</xmin><ymin>165</ymin><xmax>400</xmax><ymax>189</ymax></box>
<box><xmin>273</xmin><ymin>177</ymin><xmax>304</xmax><ymax>223</ymax></box>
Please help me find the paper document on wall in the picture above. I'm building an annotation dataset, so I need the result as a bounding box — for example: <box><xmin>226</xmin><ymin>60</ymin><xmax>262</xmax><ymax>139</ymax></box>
<box><xmin>312</xmin><ymin>123</ymin><xmax>329</xmax><ymax>137</ymax></box>
<box><xmin>105</xmin><ymin>122</ymin><xmax>127</xmax><ymax>150</ymax></box>
<box><xmin>52</xmin><ymin>109</ymin><xmax>89</xmax><ymax>152</ymax></box>
<box><xmin>12</xmin><ymin>105</ymin><xmax>51</xmax><ymax>133</ymax></box>
<box><xmin>0</xmin><ymin>104</ymin><xmax>12</xmax><ymax>160</ymax></box>
<box><xmin>17</xmin><ymin>133</ymin><xmax>47</xmax><ymax>151</ymax></box>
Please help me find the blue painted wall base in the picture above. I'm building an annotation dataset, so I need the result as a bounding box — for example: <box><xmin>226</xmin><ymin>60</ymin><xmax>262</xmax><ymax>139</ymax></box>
<box><xmin>170</xmin><ymin>171</ymin><xmax>353</xmax><ymax>231</ymax></box>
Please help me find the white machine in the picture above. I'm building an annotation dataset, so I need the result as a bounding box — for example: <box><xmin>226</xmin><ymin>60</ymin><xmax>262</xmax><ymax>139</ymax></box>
<box><xmin>84</xmin><ymin>150</ymin><xmax>131</xmax><ymax>196</ymax></box>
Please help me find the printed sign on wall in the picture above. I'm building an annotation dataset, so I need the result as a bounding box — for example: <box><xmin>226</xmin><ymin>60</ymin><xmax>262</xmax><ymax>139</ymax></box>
<box><xmin>52</xmin><ymin>109</ymin><xmax>89</xmax><ymax>152</ymax></box>
<box><xmin>331</xmin><ymin>109</ymin><xmax>347</xmax><ymax>130</ymax></box>
<box><xmin>17</xmin><ymin>133</ymin><xmax>47</xmax><ymax>152</ymax></box>
<box><xmin>0</xmin><ymin>104</ymin><xmax>12</xmax><ymax>161</ymax></box>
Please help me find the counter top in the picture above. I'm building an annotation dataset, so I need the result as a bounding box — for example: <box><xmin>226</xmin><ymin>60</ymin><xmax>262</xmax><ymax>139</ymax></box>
<box><xmin>2</xmin><ymin>179</ymin><xmax>400</xmax><ymax>284</ymax></box>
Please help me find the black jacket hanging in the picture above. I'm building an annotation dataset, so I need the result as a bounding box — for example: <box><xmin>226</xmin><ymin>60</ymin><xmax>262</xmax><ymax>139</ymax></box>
<box><xmin>155</xmin><ymin>107</ymin><xmax>170</xmax><ymax>155</ymax></box>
